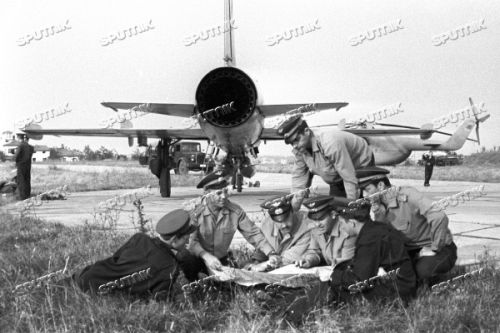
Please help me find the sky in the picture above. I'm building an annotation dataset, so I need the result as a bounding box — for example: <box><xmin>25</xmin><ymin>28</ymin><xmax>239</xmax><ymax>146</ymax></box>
<box><xmin>1</xmin><ymin>0</ymin><xmax>499</xmax><ymax>157</ymax></box>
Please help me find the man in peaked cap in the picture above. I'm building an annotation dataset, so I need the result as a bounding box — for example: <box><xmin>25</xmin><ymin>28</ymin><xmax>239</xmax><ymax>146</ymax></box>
<box><xmin>276</xmin><ymin>115</ymin><xmax>375</xmax><ymax>207</ymax></box>
<box><xmin>244</xmin><ymin>195</ymin><xmax>312</xmax><ymax>272</ymax></box>
<box><xmin>296</xmin><ymin>195</ymin><xmax>363</xmax><ymax>269</ymax></box>
<box><xmin>297</xmin><ymin>195</ymin><xmax>417</xmax><ymax>302</ymax></box>
<box><xmin>180</xmin><ymin>171</ymin><xmax>278</xmax><ymax>281</ymax></box>
<box><xmin>357</xmin><ymin>166</ymin><xmax>456</xmax><ymax>287</ymax></box>
<box><xmin>74</xmin><ymin>209</ymin><xmax>196</xmax><ymax>298</ymax></box>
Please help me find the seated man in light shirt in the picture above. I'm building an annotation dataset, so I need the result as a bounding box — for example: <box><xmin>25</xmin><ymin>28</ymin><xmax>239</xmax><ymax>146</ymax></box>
<box><xmin>245</xmin><ymin>195</ymin><xmax>312</xmax><ymax>272</ymax></box>
<box><xmin>296</xmin><ymin>195</ymin><xmax>362</xmax><ymax>269</ymax></box>
<box><xmin>180</xmin><ymin>170</ymin><xmax>279</xmax><ymax>281</ymax></box>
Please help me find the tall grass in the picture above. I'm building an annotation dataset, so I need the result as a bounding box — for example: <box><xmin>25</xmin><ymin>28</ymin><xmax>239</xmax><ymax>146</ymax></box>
<box><xmin>1</xmin><ymin>212</ymin><xmax>499</xmax><ymax>332</ymax></box>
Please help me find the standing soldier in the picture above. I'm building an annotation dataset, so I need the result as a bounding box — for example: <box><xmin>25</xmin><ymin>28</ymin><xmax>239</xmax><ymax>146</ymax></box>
<box><xmin>276</xmin><ymin>115</ymin><xmax>375</xmax><ymax>208</ymax></box>
<box><xmin>14</xmin><ymin>133</ymin><xmax>34</xmax><ymax>200</ymax></box>
<box><xmin>357</xmin><ymin>167</ymin><xmax>457</xmax><ymax>286</ymax></box>
<box><xmin>422</xmin><ymin>151</ymin><xmax>435</xmax><ymax>187</ymax></box>
<box><xmin>180</xmin><ymin>170</ymin><xmax>279</xmax><ymax>281</ymax></box>
<box><xmin>245</xmin><ymin>195</ymin><xmax>312</xmax><ymax>271</ymax></box>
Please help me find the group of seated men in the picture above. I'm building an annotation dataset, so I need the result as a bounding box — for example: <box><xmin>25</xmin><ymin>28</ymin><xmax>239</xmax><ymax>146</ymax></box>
<box><xmin>73</xmin><ymin>165</ymin><xmax>457</xmax><ymax>304</ymax></box>
<box><xmin>73</xmin><ymin>114</ymin><xmax>457</xmax><ymax>305</ymax></box>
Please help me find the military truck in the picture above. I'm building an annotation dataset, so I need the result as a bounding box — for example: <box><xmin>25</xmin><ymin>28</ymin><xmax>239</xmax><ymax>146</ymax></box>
<box><xmin>167</xmin><ymin>141</ymin><xmax>208</xmax><ymax>175</ymax></box>
<box><xmin>435</xmin><ymin>152</ymin><xmax>464</xmax><ymax>166</ymax></box>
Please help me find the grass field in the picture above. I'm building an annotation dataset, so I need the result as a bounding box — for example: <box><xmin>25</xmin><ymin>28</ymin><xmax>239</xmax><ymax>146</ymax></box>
<box><xmin>0</xmin><ymin>163</ymin><xmax>204</xmax><ymax>194</ymax></box>
<box><xmin>1</xmin><ymin>212</ymin><xmax>499</xmax><ymax>332</ymax></box>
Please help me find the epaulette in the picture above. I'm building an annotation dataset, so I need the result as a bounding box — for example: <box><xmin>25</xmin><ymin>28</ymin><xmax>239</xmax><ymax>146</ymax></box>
<box><xmin>393</xmin><ymin>186</ymin><xmax>408</xmax><ymax>203</ymax></box>
<box><xmin>397</xmin><ymin>193</ymin><xmax>408</xmax><ymax>203</ymax></box>
<box><xmin>192</xmin><ymin>202</ymin><xmax>205</xmax><ymax>218</ymax></box>
<box><xmin>224</xmin><ymin>200</ymin><xmax>243</xmax><ymax>214</ymax></box>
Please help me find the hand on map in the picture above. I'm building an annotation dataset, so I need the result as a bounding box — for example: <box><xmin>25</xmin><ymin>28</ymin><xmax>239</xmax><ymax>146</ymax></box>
<box><xmin>268</xmin><ymin>254</ymin><xmax>282</xmax><ymax>269</ymax></box>
<box><xmin>201</xmin><ymin>252</ymin><xmax>222</xmax><ymax>271</ymax></box>
<box><xmin>294</xmin><ymin>258</ymin><xmax>312</xmax><ymax>268</ymax></box>
<box><xmin>419</xmin><ymin>246</ymin><xmax>436</xmax><ymax>257</ymax></box>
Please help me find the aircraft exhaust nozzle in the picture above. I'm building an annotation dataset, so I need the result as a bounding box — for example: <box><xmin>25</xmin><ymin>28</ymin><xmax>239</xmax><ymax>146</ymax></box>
<box><xmin>196</xmin><ymin>67</ymin><xmax>257</xmax><ymax>128</ymax></box>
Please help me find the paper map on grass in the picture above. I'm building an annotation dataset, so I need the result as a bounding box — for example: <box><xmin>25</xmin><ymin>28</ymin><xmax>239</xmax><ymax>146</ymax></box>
<box><xmin>209</xmin><ymin>264</ymin><xmax>333</xmax><ymax>287</ymax></box>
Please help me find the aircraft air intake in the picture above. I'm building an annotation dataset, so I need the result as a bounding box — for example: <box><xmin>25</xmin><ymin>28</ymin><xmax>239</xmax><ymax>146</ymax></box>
<box><xmin>195</xmin><ymin>67</ymin><xmax>257</xmax><ymax>128</ymax></box>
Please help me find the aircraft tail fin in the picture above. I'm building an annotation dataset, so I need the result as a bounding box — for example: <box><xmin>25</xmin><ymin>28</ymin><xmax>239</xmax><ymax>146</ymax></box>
<box><xmin>438</xmin><ymin>116</ymin><xmax>488</xmax><ymax>150</ymax></box>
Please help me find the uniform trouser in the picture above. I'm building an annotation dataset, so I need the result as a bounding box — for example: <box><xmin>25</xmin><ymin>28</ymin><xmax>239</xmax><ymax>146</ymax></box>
<box><xmin>16</xmin><ymin>164</ymin><xmax>31</xmax><ymax>200</ymax></box>
<box><xmin>328</xmin><ymin>153</ymin><xmax>376</xmax><ymax>198</ymax></box>
<box><xmin>424</xmin><ymin>165</ymin><xmax>434</xmax><ymax>185</ymax></box>
<box><xmin>409</xmin><ymin>242</ymin><xmax>457</xmax><ymax>282</ymax></box>
<box><xmin>176</xmin><ymin>249</ymin><xmax>235</xmax><ymax>282</ymax></box>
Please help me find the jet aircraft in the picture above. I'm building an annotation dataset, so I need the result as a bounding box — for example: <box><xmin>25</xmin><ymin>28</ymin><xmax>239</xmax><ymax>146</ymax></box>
<box><xmin>23</xmin><ymin>0</ymin><xmax>489</xmax><ymax>196</ymax></box>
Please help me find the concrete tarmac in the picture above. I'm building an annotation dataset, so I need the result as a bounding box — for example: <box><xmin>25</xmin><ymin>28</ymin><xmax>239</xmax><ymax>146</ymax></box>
<box><xmin>4</xmin><ymin>172</ymin><xmax>500</xmax><ymax>265</ymax></box>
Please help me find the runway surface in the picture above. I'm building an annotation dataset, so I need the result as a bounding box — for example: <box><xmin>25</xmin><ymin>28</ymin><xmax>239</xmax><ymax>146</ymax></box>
<box><xmin>4</xmin><ymin>172</ymin><xmax>500</xmax><ymax>265</ymax></box>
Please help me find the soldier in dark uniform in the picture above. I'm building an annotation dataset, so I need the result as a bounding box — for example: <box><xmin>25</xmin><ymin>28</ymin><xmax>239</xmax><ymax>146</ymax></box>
<box><xmin>298</xmin><ymin>195</ymin><xmax>416</xmax><ymax>302</ymax></box>
<box><xmin>14</xmin><ymin>134</ymin><xmax>34</xmax><ymax>200</ymax></box>
<box><xmin>73</xmin><ymin>209</ymin><xmax>196</xmax><ymax>298</ymax></box>
<box><xmin>357</xmin><ymin>167</ymin><xmax>457</xmax><ymax>286</ymax></box>
<box><xmin>276</xmin><ymin>115</ymin><xmax>375</xmax><ymax>210</ymax></box>
<box><xmin>245</xmin><ymin>196</ymin><xmax>312</xmax><ymax>271</ymax></box>
<box><xmin>422</xmin><ymin>151</ymin><xmax>435</xmax><ymax>186</ymax></box>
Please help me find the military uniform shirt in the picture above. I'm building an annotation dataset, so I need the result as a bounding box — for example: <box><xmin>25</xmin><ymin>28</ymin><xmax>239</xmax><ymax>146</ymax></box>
<box><xmin>303</xmin><ymin>216</ymin><xmax>363</xmax><ymax>267</ymax></box>
<box><xmin>291</xmin><ymin>129</ymin><xmax>373</xmax><ymax>199</ymax></box>
<box><xmin>258</xmin><ymin>211</ymin><xmax>312</xmax><ymax>265</ymax></box>
<box><xmin>188</xmin><ymin>199</ymin><xmax>274</xmax><ymax>259</ymax></box>
<box><xmin>373</xmin><ymin>186</ymin><xmax>453</xmax><ymax>251</ymax></box>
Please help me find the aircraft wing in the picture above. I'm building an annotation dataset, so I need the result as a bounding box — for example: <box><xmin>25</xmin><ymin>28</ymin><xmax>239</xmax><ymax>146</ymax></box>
<box><xmin>260</xmin><ymin>127</ymin><xmax>434</xmax><ymax>140</ymax></box>
<box><xmin>259</xmin><ymin>102</ymin><xmax>348</xmax><ymax>117</ymax></box>
<box><xmin>23</xmin><ymin>128</ymin><xmax>207</xmax><ymax>140</ymax></box>
<box><xmin>101</xmin><ymin>102</ymin><xmax>195</xmax><ymax>117</ymax></box>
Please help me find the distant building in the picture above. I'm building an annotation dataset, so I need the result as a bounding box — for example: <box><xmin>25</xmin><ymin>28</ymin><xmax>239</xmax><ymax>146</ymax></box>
<box><xmin>58</xmin><ymin>147</ymin><xmax>81</xmax><ymax>162</ymax></box>
<box><xmin>1</xmin><ymin>140</ymin><xmax>50</xmax><ymax>162</ymax></box>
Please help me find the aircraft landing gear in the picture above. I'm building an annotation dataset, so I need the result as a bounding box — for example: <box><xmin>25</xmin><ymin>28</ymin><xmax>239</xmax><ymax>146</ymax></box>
<box><xmin>157</xmin><ymin>138</ymin><xmax>173</xmax><ymax>198</ymax></box>
<box><xmin>231</xmin><ymin>161</ymin><xmax>243</xmax><ymax>193</ymax></box>
<box><xmin>231</xmin><ymin>171</ymin><xmax>243</xmax><ymax>193</ymax></box>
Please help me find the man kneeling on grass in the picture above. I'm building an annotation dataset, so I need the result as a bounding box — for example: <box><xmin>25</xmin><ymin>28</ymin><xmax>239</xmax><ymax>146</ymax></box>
<box><xmin>244</xmin><ymin>195</ymin><xmax>312</xmax><ymax>272</ymax></box>
<box><xmin>296</xmin><ymin>195</ymin><xmax>416</xmax><ymax>302</ymax></box>
<box><xmin>357</xmin><ymin>167</ymin><xmax>457</xmax><ymax>287</ymax></box>
<box><xmin>73</xmin><ymin>209</ymin><xmax>196</xmax><ymax>299</ymax></box>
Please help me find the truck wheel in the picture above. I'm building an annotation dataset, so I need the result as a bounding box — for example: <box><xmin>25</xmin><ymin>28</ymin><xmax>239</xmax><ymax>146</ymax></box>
<box><xmin>178</xmin><ymin>159</ymin><xmax>188</xmax><ymax>175</ymax></box>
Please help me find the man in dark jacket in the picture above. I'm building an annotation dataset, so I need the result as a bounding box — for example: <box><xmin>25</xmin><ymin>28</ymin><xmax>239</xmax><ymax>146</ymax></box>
<box><xmin>357</xmin><ymin>166</ymin><xmax>457</xmax><ymax>286</ymax></box>
<box><xmin>422</xmin><ymin>151</ymin><xmax>435</xmax><ymax>186</ymax></box>
<box><xmin>14</xmin><ymin>134</ymin><xmax>34</xmax><ymax>200</ymax></box>
<box><xmin>299</xmin><ymin>195</ymin><xmax>417</xmax><ymax>302</ymax></box>
<box><xmin>73</xmin><ymin>209</ymin><xmax>196</xmax><ymax>298</ymax></box>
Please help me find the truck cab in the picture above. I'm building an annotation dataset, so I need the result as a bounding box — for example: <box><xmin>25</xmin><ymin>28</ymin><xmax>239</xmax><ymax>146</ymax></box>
<box><xmin>169</xmin><ymin>141</ymin><xmax>207</xmax><ymax>174</ymax></box>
